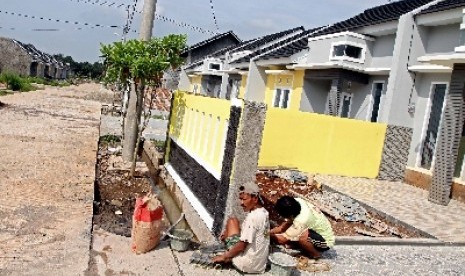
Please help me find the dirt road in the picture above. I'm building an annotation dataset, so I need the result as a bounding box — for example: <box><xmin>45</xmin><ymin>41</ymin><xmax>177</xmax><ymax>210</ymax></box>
<box><xmin>0</xmin><ymin>83</ymin><xmax>112</xmax><ymax>275</ymax></box>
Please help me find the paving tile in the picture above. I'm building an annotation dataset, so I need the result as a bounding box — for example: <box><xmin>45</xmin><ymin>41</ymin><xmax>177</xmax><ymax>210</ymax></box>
<box><xmin>316</xmin><ymin>175</ymin><xmax>465</xmax><ymax>243</ymax></box>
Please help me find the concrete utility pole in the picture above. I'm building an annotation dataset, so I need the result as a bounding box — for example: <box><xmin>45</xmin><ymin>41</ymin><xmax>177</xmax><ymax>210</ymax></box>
<box><xmin>122</xmin><ymin>0</ymin><xmax>157</xmax><ymax>165</ymax></box>
<box><xmin>139</xmin><ymin>0</ymin><xmax>157</xmax><ymax>41</ymax></box>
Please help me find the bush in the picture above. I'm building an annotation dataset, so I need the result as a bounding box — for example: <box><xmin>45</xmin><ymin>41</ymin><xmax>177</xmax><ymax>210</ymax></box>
<box><xmin>0</xmin><ymin>72</ymin><xmax>35</xmax><ymax>92</ymax></box>
<box><xmin>26</xmin><ymin>76</ymin><xmax>47</xmax><ymax>85</ymax></box>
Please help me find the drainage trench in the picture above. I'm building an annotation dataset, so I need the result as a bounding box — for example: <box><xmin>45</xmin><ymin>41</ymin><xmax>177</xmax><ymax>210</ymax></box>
<box><xmin>141</xmin><ymin>140</ymin><xmax>191</xmax><ymax>235</ymax></box>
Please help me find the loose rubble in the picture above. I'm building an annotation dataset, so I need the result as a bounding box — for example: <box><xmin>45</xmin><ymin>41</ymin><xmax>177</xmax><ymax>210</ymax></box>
<box><xmin>257</xmin><ymin>170</ymin><xmax>423</xmax><ymax>238</ymax></box>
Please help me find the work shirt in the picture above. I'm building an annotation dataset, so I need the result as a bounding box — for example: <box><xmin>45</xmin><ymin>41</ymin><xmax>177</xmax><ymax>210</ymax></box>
<box><xmin>232</xmin><ymin>207</ymin><xmax>270</xmax><ymax>274</ymax></box>
<box><xmin>283</xmin><ymin>198</ymin><xmax>335</xmax><ymax>247</ymax></box>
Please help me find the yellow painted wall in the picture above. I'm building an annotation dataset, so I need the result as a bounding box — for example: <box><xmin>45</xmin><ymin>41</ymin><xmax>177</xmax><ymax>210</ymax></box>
<box><xmin>169</xmin><ymin>91</ymin><xmax>231</xmax><ymax>174</ymax></box>
<box><xmin>238</xmin><ymin>75</ymin><xmax>248</xmax><ymax>99</ymax></box>
<box><xmin>264</xmin><ymin>70</ymin><xmax>305</xmax><ymax>111</ymax></box>
<box><xmin>189</xmin><ymin>75</ymin><xmax>202</xmax><ymax>93</ymax></box>
<box><xmin>258</xmin><ymin>108</ymin><xmax>387</xmax><ymax>178</ymax></box>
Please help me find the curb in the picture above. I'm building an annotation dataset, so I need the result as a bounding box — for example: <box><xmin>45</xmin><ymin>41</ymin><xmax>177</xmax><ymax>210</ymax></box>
<box><xmin>335</xmin><ymin>236</ymin><xmax>456</xmax><ymax>246</ymax></box>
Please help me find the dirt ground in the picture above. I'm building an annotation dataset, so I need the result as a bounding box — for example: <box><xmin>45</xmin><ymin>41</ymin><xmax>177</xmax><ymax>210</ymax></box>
<box><xmin>0</xmin><ymin>83</ymin><xmax>114</xmax><ymax>275</ymax></box>
<box><xmin>93</xmin><ymin>141</ymin><xmax>152</xmax><ymax>237</ymax></box>
<box><xmin>256</xmin><ymin>172</ymin><xmax>423</xmax><ymax>238</ymax></box>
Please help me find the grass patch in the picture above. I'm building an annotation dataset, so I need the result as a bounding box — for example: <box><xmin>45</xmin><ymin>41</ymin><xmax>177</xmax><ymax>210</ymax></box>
<box><xmin>151</xmin><ymin>140</ymin><xmax>166</xmax><ymax>152</ymax></box>
<box><xmin>100</xmin><ymin>134</ymin><xmax>122</xmax><ymax>144</ymax></box>
<box><xmin>150</xmin><ymin>114</ymin><xmax>166</xmax><ymax>120</ymax></box>
<box><xmin>0</xmin><ymin>90</ymin><xmax>9</xmax><ymax>96</ymax></box>
<box><xmin>0</xmin><ymin>72</ymin><xmax>38</xmax><ymax>92</ymax></box>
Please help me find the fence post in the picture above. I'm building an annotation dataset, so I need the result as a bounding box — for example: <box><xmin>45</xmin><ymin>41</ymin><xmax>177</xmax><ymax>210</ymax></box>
<box><xmin>212</xmin><ymin>100</ymin><xmax>267</xmax><ymax>235</ymax></box>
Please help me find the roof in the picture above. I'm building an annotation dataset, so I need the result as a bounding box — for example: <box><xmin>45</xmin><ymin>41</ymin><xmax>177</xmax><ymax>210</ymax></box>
<box><xmin>230</xmin><ymin>26</ymin><xmax>304</xmax><ymax>53</ymax></box>
<box><xmin>419</xmin><ymin>0</ymin><xmax>465</xmax><ymax>14</ymax></box>
<box><xmin>7</xmin><ymin>38</ymin><xmax>62</xmax><ymax>66</ymax></box>
<box><xmin>257</xmin><ymin>0</ymin><xmax>434</xmax><ymax>61</ymax></box>
<box><xmin>182</xmin><ymin>26</ymin><xmax>305</xmax><ymax>70</ymax></box>
<box><xmin>180</xmin><ymin>31</ymin><xmax>241</xmax><ymax>56</ymax></box>
<box><xmin>231</xmin><ymin>27</ymin><xmax>319</xmax><ymax>65</ymax></box>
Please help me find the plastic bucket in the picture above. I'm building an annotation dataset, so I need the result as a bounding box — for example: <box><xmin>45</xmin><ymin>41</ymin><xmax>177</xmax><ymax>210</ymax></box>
<box><xmin>167</xmin><ymin>229</ymin><xmax>193</xmax><ymax>252</ymax></box>
<box><xmin>268</xmin><ymin>252</ymin><xmax>296</xmax><ymax>276</ymax></box>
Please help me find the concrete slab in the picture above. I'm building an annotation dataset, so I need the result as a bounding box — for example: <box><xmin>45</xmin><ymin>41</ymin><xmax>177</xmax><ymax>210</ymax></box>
<box><xmin>89</xmin><ymin>229</ymin><xmax>181</xmax><ymax>275</ymax></box>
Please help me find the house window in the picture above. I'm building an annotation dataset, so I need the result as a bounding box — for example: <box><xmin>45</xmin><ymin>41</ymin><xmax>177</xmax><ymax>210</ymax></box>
<box><xmin>419</xmin><ymin>83</ymin><xmax>447</xmax><ymax>170</ymax></box>
<box><xmin>208</xmin><ymin>63</ymin><xmax>221</xmax><ymax>70</ymax></box>
<box><xmin>273</xmin><ymin>88</ymin><xmax>291</xmax><ymax>108</ymax></box>
<box><xmin>370</xmin><ymin>82</ymin><xmax>384</xmax><ymax>122</ymax></box>
<box><xmin>330</xmin><ymin>42</ymin><xmax>365</xmax><ymax>62</ymax></box>
<box><xmin>339</xmin><ymin>92</ymin><xmax>352</xmax><ymax>118</ymax></box>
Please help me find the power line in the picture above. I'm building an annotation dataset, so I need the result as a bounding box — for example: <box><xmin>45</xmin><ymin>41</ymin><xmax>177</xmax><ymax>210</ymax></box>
<box><xmin>66</xmin><ymin>0</ymin><xmax>218</xmax><ymax>35</ymax></box>
<box><xmin>0</xmin><ymin>25</ymin><xmax>111</xmax><ymax>32</ymax></box>
<box><xmin>0</xmin><ymin>10</ymin><xmax>137</xmax><ymax>32</ymax></box>
<box><xmin>209</xmin><ymin>0</ymin><xmax>220</xmax><ymax>33</ymax></box>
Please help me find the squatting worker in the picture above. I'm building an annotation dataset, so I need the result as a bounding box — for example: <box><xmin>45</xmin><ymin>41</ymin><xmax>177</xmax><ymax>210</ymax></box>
<box><xmin>270</xmin><ymin>195</ymin><xmax>335</xmax><ymax>259</ymax></box>
<box><xmin>212</xmin><ymin>181</ymin><xmax>270</xmax><ymax>274</ymax></box>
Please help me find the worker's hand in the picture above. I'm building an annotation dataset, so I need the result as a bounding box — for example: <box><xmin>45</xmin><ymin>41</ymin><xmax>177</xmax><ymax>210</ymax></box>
<box><xmin>219</xmin><ymin>231</ymin><xmax>226</xmax><ymax>241</ymax></box>
<box><xmin>212</xmin><ymin>254</ymin><xmax>230</xmax><ymax>263</ymax></box>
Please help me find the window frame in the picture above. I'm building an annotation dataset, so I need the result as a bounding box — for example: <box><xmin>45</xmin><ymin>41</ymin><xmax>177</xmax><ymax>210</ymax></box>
<box><xmin>366</xmin><ymin>81</ymin><xmax>385</xmax><ymax>122</ymax></box>
<box><xmin>329</xmin><ymin>41</ymin><xmax>366</xmax><ymax>64</ymax></box>
<box><xmin>273</xmin><ymin>87</ymin><xmax>292</xmax><ymax>109</ymax></box>
<box><xmin>208</xmin><ymin>62</ymin><xmax>222</xmax><ymax>71</ymax></box>
<box><xmin>338</xmin><ymin>92</ymin><xmax>353</xmax><ymax>118</ymax></box>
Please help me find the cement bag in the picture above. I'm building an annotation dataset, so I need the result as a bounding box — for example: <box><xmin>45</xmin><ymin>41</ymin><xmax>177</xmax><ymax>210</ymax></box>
<box><xmin>131</xmin><ymin>193</ymin><xmax>163</xmax><ymax>254</ymax></box>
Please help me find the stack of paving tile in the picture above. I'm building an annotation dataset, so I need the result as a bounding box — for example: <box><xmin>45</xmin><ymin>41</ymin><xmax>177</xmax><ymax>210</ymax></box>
<box><xmin>190</xmin><ymin>242</ymin><xmax>227</xmax><ymax>269</ymax></box>
<box><xmin>271</xmin><ymin>170</ymin><xmax>308</xmax><ymax>184</ymax></box>
<box><xmin>311</xmin><ymin>192</ymin><xmax>368</xmax><ymax>222</ymax></box>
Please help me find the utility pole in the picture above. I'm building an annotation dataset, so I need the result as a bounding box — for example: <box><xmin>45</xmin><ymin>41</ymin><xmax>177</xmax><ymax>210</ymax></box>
<box><xmin>122</xmin><ymin>0</ymin><xmax>157</xmax><ymax>166</ymax></box>
<box><xmin>139</xmin><ymin>0</ymin><xmax>157</xmax><ymax>41</ymax></box>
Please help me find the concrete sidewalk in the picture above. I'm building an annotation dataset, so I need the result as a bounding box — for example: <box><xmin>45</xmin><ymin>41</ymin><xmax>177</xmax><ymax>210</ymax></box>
<box><xmin>316</xmin><ymin>175</ymin><xmax>465</xmax><ymax>243</ymax></box>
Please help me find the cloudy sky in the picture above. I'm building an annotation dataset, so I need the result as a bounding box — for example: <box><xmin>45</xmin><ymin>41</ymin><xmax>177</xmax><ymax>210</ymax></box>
<box><xmin>0</xmin><ymin>0</ymin><xmax>389</xmax><ymax>62</ymax></box>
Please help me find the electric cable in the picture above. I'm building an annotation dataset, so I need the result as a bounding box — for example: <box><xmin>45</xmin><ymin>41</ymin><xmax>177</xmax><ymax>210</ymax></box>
<box><xmin>0</xmin><ymin>9</ymin><xmax>137</xmax><ymax>33</ymax></box>
<box><xmin>209</xmin><ymin>0</ymin><xmax>220</xmax><ymax>33</ymax></box>
<box><xmin>66</xmin><ymin>0</ymin><xmax>217</xmax><ymax>34</ymax></box>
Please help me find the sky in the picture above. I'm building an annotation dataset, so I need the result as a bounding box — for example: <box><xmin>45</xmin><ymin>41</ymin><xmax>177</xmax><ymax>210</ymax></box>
<box><xmin>0</xmin><ymin>0</ymin><xmax>390</xmax><ymax>62</ymax></box>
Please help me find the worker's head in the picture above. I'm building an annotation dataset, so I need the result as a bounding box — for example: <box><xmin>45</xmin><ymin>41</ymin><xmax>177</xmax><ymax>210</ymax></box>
<box><xmin>275</xmin><ymin>196</ymin><xmax>301</xmax><ymax>219</ymax></box>
<box><xmin>238</xmin><ymin>182</ymin><xmax>262</xmax><ymax>212</ymax></box>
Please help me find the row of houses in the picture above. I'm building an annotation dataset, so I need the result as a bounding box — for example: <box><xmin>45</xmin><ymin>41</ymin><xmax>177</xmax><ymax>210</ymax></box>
<box><xmin>0</xmin><ymin>37</ymin><xmax>71</xmax><ymax>79</ymax></box>
<box><xmin>171</xmin><ymin>0</ymin><xmax>465</xmax><ymax>207</ymax></box>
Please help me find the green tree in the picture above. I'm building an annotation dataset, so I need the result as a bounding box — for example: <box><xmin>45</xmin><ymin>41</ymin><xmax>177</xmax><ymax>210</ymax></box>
<box><xmin>100</xmin><ymin>34</ymin><xmax>186</xmax><ymax>174</ymax></box>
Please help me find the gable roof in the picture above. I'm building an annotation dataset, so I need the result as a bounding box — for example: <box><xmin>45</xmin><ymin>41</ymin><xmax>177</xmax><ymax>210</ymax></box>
<box><xmin>419</xmin><ymin>0</ymin><xmax>465</xmax><ymax>14</ymax></box>
<box><xmin>9</xmin><ymin>38</ymin><xmax>61</xmax><ymax>66</ymax></box>
<box><xmin>230</xmin><ymin>27</ymin><xmax>319</xmax><ymax>65</ymax></box>
<box><xmin>182</xmin><ymin>26</ymin><xmax>305</xmax><ymax>70</ymax></box>
<box><xmin>180</xmin><ymin>30</ymin><xmax>241</xmax><ymax>56</ymax></box>
<box><xmin>230</xmin><ymin>26</ymin><xmax>304</xmax><ymax>53</ymax></box>
<box><xmin>256</xmin><ymin>0</ymin><xmax>434</xmax><ymax>61</ymax></box>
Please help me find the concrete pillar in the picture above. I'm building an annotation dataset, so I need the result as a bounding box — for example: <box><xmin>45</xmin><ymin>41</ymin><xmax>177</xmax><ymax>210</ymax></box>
<box><xmin>177</xmin><ymin>70</ymin><xmax>191</xmax><ymax>91</ymax></box>
<box><xmin>379</xmin><ymin>14</ymin><xmax>417</xmax><ymax>128</ymax></box>
<box><xmin>244</xmin><ymin>60</ymin><xmax>268</xmax><ymax>102</ymax></box>
<box><xmin>212</xmin><ymin>100</ymin><xmax>267</xmax><ymax>235</ymax></box>
<box><xmin>429</xmin><ymin>64</ymin><xmax>465</xmax><ymax>205</ymax></box>
<box><xmin>326</xmin><ymin>78</ymin><xmax>343</xmax><ymax>116</ymax></box>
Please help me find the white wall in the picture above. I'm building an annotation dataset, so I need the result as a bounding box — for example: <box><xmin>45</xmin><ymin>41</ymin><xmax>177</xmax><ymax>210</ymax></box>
<box><xmin>425</xmin><ymin>23</ymin><xmax>460</xmax><ymax>54</ymax></box>
<box><xmin>370</xmin><ymin>35</ymin><xmax>395</xmax><ymax>68</ymax></box>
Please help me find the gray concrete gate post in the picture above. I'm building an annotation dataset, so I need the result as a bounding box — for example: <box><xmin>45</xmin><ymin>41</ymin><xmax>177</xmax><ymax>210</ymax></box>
<box><xmin>212</xmin><ymin>100</ymin><xmax>267</xmax><ymax>236</ymax></box>
<box><xmin>429</xmin><ymin>64</ymin><xmax>465</xmax><ymax>205</ymax></box>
